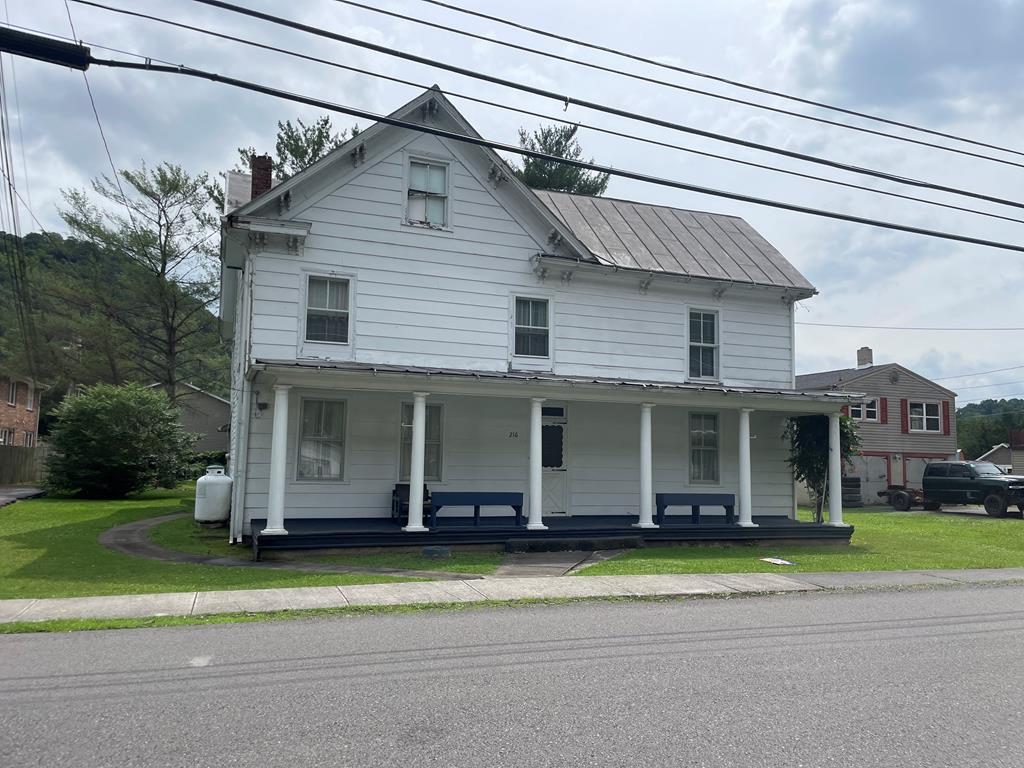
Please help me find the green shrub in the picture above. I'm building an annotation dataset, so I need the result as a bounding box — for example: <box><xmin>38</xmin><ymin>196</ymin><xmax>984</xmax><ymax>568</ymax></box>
<box><xmin>181</xmin><ymin>450</ymin><xmax>229</xmax><ymax>482</ymax></box>
<box><xmin>45</xmin><ymin>383</ymin><xmax>195</xmax><ymax>498</ymax></box>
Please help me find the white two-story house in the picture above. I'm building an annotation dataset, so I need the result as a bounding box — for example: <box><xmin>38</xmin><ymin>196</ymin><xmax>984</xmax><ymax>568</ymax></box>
<box><xmin>219</xmin><ymin>88</ymin><xmax>856</xmax><ymax>548</ymax></box>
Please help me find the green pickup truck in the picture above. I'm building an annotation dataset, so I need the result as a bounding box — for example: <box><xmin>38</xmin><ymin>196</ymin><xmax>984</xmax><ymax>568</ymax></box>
<box><xmin>919</xmin><ymin>461</ymin><xmax>1024</xmax><ymax>517</ymax></box>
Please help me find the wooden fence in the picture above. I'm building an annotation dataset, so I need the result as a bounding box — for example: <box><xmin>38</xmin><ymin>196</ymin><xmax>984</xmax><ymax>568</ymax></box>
<box><xmin>0</xmin><ymin>444</ymin><xmax>47</xmax><ymax>485</ymax></box>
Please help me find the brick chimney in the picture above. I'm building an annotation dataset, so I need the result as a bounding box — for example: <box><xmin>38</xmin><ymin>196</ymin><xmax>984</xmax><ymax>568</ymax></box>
<box><xmin>856</xmin><ymin>346</ymin><xmax>873</xmax><ymax>369</ymax></box>
<box><xmin>250</xmin><ymin>154</ymin><xmax>273</xmax><ymax>200</ymax></box>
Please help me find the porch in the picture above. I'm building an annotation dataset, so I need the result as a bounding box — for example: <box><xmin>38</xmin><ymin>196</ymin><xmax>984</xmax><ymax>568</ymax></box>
<box><xmin>233</xmin><ymin>361</ymin><xmax>858</xmax><ymax>549</ymax></box>
<box><xmin>249</xmin><ymin>513</ymin><xmax>853</xmax><ymax>558</ymax></box>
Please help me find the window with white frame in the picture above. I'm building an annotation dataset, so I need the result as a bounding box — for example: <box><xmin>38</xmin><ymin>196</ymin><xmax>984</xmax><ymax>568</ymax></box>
<box><xmin>0</xmin><ymin>428</ymin><xmax>12</xmax><ymax>445</ymax></box>
<box><xmin>407</xmin><ymin>159</ymin><xmax>448</xmax><ymax>227</ymax></box>
<box><xmin>26</xmin><ymin>385</ymin><xmax>34</xmax><ymax>411</ymax></box>
<box><xmin>6</xmin><ymin>379</ymin><xmax>15</xmax><ymax>406</ymax></box>
<box><xmin>514</xmin><ymin>297</ymin><xmax>550</xmax><ymax>358</ymax></box>
<box><xmin>297</xmin><ymin>399</ymin><xmax>346</xmax><ymax>480</ymax></box>
<box><xmin>850</xmin><ymin>398</ymin><xmax>878</xmax><ymax>421</ymax></box>
<box><xmin>305</xmin><ymin>276</ymin><xmax>350</xmax><ymax>344</ymax></box>
<box><xmin>399</xmin><ymin>403</ymin><xmax>443</xmax><ymax>482</ymax></box>
<box><xmin>688</xmin><ymin>310</ymin><xmax>718</xmax><ymax>379</ymax></box>
<box><xmin>689</xmin><ymin>413</ymin><xmax>720</xmax><ymax>483</ymax></box>
<box><xmin>24</xmin><ymin>432</ymin><xmax>35</xmax><ymax>448</ymax></box>
<box><xmin>909</xmin><ymin>401</ymin><xmax>941</xmax><ymax>433</ymax></box>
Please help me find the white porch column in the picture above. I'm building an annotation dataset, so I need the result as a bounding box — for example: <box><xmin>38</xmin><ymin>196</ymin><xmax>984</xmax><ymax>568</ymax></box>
<box><xmin>634</xmin><ymin>403</ymin><xmax>658</xmax><ymax>528</ymax></box>
<box><xmin>527</xmin><ymin>397</ymin><xmax>548</xmax><ymax>530</ymax></box>
<box><xmin>262</xmin><ymin>384</ymin><xmax>291</xmax><ymax>536</ymax></box>
<box><xmin>404</xmin><ymin>392</ymin><xmax>430</xmax><ymax>532</ymax></box>
<box><xmin>827</xmin><ymin>412</ymin><xmax>848</xmax><ymax>527</ymax></box>
<box><xmin>737</xmin><ymin>408</ymin><xmax>757</xmax><ymax>527</ymax></box>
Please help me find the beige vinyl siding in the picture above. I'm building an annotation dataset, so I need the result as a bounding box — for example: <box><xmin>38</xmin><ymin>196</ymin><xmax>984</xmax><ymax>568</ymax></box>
<box><xmin>841</xmin><ymin>367</ymin><xmax>956</xmax><ymax>456</ymax></box>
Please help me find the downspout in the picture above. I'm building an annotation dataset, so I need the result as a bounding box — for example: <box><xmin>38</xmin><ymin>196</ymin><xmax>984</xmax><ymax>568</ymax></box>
<box><xmin>229</xmin><ymin>262</ymin><xmax>256</xmax><ymax>543</ymax></box>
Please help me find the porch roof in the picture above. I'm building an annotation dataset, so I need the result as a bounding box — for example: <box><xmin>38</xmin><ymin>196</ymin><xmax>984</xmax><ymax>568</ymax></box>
<box><xmin>254</xmin><ymin>359</ymin><xmax>864</xmax><ymax>407</ymax></box>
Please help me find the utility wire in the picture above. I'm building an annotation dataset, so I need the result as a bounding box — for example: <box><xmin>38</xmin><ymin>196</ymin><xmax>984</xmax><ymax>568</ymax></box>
<box><xmin>952</xmin><ymin>380</ymin><xmax>1024</xmax><ymax>392</ymax></box>
<box><xmin>961</xmin><ymin>391</ymin><xmax>1024</xmax><ymax>404</ymax></box>
<box><xmin>74</xmin><ymin>54</ymin><xmax>1024</xmax><ymax>255</ymax></box>
<box><xmin>63</xmin><ymin>5</ymin><xmax>1024</xmax><ymax>228</ymax></box>
<box><xmin>170</xmin><ymin>0</ymin><xmax>1024</xmax><ymax>214</ymax></box>
<box><xmin>63</xmin><ymin>0</ymin><xmax>139</xmax><ymax>232</ymax></box>
<box><xmin>958</xmin><ymin>408</ymin><xmax>1024</xmax><ymax>420</ymax></box>
<box><xmin>333</xmin><ymin>0</ymin><xmax>1024</xmax><ymax>171</ymax></box>
<box><xmin>797</xmin><ymin>322</ymin><xmax>1024</xmax><ymax>331</ymax></box>
<box><xmin>417</xmin><ymin>0</ymin><xmax>1024</xmax><ymax>161</ymax></box>
<box><xmin>935</xmin><ymin>364</ymin><xmax>1024</xmax><ymax>381</ymax></box>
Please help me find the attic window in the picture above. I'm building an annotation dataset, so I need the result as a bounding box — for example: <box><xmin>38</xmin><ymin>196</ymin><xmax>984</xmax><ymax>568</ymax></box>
<box><xmin>407</xmin><ymin>159</ymin><xmax>448</xmax><ymax>227</ymax></box>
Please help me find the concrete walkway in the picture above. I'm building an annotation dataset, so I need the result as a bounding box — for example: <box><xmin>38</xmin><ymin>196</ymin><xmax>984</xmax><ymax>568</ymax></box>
<box><xmin>4</xmin><ymin>568</ymin><xmax>1024</xmax><ymax>625</ymax></box>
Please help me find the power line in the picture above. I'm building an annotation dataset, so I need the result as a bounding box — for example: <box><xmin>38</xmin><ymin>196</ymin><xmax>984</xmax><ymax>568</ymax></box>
<box><xmin>416</xmin><ymin>0</ymin><xmax>1024</xmax><ymax>161</ymax></box>
<box><xmin>332</xmin><ymin>0</ymin><xmax>1024</xmax><ymax>171</ymax></box>
<box><xmin>11</xmin><ymin>25</ymin><xmax>1024</xmax><ymax>254</ymax></box>
<box><xmin>958</xmin><ymin>408</ymin><xmax>1024</xmax><ymax>420</ymax></box>
<box><xmin>952</xmin><ymin>380</ymin><xmax>1024</xmax><ymax>392</ymax></box>
<box><xmin>935</xmin><ymin>364</ymin><xmax>1024</xmax><ymax>381</ymax></box>
<box><xmin>172</xmin><ymin>0</ymin><xmax>1024</xmax><ymax>214</ymax></box>
<box><xmin>61</xmin><ymin>5</ymin><xmax>1024</xmax><ymax>229</ymax></box>
<box><xmin>63</xmin><ymin>0</ymin><xmax>139</xmax><ymax>232</ymax></box>
<box><xmin>69</xmin><ymin>54</ymin><xmax>1024</xmax><ymax>256</ymax></box>
<box><xmin>961</xmin><ymin>392</ymin><xmax>1024</xmax><ymax>404</ymax></box>
<box><xmin>3</xmin><ymin>1</ymin><xmax>30</xmax><ymax>214</ymax></box>
<box><xmin>797</xmin><ymin>322</ymin><xmax>1024</xmax><ymax>331</ymax></box>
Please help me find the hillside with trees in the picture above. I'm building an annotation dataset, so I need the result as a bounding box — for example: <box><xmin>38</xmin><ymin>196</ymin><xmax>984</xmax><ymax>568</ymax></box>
<box><xmin>957</xmin><ymin>399</ymin><xmax>1024</xmax><ymax>460</ymax></box>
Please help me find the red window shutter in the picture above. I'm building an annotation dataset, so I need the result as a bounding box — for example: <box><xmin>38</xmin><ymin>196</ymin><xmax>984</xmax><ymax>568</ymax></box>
<box><xmin>900</xmin><ymin>399</ymin><xmax>909</xmax><ymax>434</ymax></box>
<box><xmin>879</xmin><ymin>397</ymin><xmax>888</xmax><ymax>424</ymax></box>
<box><xmin>840</xmin><ymin>405</ymin><xmax>849</xmax><ymax>417</ymax></box>
<box><xmin>943</xmin><ymin>400</ymin><xmax>951</xmax><ymax>436</ymax></box>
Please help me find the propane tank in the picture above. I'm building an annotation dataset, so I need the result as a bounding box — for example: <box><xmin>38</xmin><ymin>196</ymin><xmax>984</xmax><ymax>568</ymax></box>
<box><xmin>195</xmin><ymin>465</ymin><xmax>232</xmax><ymax>523</ymax></box>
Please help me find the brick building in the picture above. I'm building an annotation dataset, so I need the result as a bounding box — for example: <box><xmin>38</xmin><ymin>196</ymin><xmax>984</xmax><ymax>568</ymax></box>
<box><xmin>0</xmin><ymin>373</ymin><xmax>41</xmax><ymax>447</ymax></box>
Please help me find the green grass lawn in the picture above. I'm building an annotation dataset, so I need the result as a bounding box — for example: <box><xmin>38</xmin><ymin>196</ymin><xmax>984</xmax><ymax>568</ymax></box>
<box><xmin>578</xmin><ymin>509</ymin><xmax>1024</xmax><ymax>576</ymax></box>
<box><xmin>151</xmin><ymin>515</ymin><xmax>503</xmax><ymax>575</ymax></box>
<box><xmin>0</xmin><ymin>488</ymin><xmax>423</xmax><ymax>600</ymax></box>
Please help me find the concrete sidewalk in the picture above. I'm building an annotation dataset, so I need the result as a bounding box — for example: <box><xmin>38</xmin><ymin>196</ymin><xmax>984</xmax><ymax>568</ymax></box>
<box><xmin>4</xmin><ymin>568</ymin><xmax>1024</xmax><ymax>624</ymax></box>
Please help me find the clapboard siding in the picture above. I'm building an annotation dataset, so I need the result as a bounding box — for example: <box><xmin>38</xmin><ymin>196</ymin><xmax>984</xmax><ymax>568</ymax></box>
<box><xmin>246</xmin><ymin>131</ymin><xmax>796</xmax><ymax>385</ymax></box>
<box><xmin>242</xmin><ymin>390</ymin><xmax>794</xmax><ymax>522</ymax></box>
<box><xmin>841</xmin><ymin>368</ymin><xmax>957</xmax><ymax>455</ymax></box>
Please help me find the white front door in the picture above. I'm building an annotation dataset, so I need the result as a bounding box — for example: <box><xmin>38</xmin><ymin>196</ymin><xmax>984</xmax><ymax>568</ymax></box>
<box><xmin>542</xmin><ymin>410</ymin><xmax>568</xmax><ymax>515</ymax></box>
<box><xmin>862</xmin><ymin>455</ymin><xmax>889</xmax><ymax>504</ymax></box>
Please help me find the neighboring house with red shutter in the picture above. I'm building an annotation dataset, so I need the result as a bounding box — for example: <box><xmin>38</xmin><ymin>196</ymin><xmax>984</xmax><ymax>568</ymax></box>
<box><xmin>796</xmin><ymin>347</ymin><xmax>957</xmax><ymax>503</ymax></box>
<box><xmin>0</xmin><ymin>371</ymin><xmax>41</xmax><ymax>448</ymax></box>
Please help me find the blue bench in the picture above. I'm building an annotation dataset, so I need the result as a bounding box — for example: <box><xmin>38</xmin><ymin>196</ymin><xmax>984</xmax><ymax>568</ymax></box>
<box><xmin>655</xmin><ymin>493</ymin><xmax>736</xmax><ymax>525</ymax></box>
<box><xmin>428</xmin><ymin>491</ymin><xmax>524</xmax><ymax>527</ymax></box>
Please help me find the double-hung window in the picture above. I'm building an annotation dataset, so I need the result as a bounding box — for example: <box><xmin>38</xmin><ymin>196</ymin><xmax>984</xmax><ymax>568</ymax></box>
<box><xmin>0</xmin><ymin>428</ymin><xmax>11</xmax><ymax>446</ymax></box>
<box><xmin>909</xmin><ymin>401</ymin><xmax>940</xmax><ymax>433</ymax></box>
<box><xmin>850</xmin><ymin>399</ymin><xmax>878</xmax><ymax>421</ymax></box>
<box><xmin>297</xmin><ymin>399</ymin><xmax>346</xmax><ymax>480</ymax></box>
<box><xmin>407</xmin><ymin>160</ymin><xmax>448</xmax><ymax>227</ymax></box>
<box><xmin>305</xmin><ymin>276</ymin><xmax>350</xmax><ymax>344</ymax></box>
<box><xmin>689</xmin><ymin>413</ymin><xmax>720</xmax><ymax>484</ymax></box>
<box><xmin>24</xmin><ymin>432</ymin><xmax>34</xmax><ymax>448</ymax></box>
<box><xmin>689</xmin><ymin>310</ymin><xmax>718</xmax><ymax>379</ymax></box>
<box><xmin>6</xmin><ymin>380</ymin><xmax>15</xmax><ymax>406</ymax></box>
<box><xmin>514</xmin><ymin>297</ymin><xmax>549</xmax><ymax>358</ymax></box>
<box><xmin>399</xmin><ymin>403</ymin><xmax>443</xmax><ymax>481</ymax></box>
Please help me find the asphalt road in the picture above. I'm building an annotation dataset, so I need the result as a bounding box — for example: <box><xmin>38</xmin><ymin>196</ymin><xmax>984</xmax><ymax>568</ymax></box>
<box><xmin>2</xmin><ymin>585</ymin><xmax>1024</xmax><ymax>767</ymax></box>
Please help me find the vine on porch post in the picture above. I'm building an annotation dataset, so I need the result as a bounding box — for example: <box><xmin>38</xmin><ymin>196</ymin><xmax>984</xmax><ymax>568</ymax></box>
<box><xmin>784</xmin><ymin>414</ymin><xmax>861</xmax><ymax>523</ymax></box>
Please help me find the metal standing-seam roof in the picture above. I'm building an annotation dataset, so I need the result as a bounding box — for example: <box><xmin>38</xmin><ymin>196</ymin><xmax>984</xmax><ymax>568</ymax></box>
<box><xmin>533</xmin><ymin>190</ymin><xmax>816</xmax><ymax>294</ymax></box>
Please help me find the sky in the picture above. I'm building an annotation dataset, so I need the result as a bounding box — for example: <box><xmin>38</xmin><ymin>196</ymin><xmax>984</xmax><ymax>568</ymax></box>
<box><xmin>6</xmin><ymin>0</ymin><xmax>1024</xmax><ymax>402</ymax></box>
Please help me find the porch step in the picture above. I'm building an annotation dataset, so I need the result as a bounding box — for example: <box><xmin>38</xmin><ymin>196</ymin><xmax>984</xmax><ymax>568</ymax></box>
<box><xmin>505</xmin><ymin>535</ymin><xmax>644</xmax><ymax>553</ymax></box>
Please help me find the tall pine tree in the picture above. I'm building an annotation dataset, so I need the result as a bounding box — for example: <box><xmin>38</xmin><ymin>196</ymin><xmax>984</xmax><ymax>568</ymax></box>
<box><xmin>513</xmin><ymin>124</ymin><xmax>610</xmax><ymax>195</ymax></box>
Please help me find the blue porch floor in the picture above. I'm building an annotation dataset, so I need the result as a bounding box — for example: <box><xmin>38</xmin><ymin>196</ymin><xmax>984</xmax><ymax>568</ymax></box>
<box><xmin>247</xmin><ymin>514</ymin><xmax>853</xmax><ymax>558</ymax></box>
